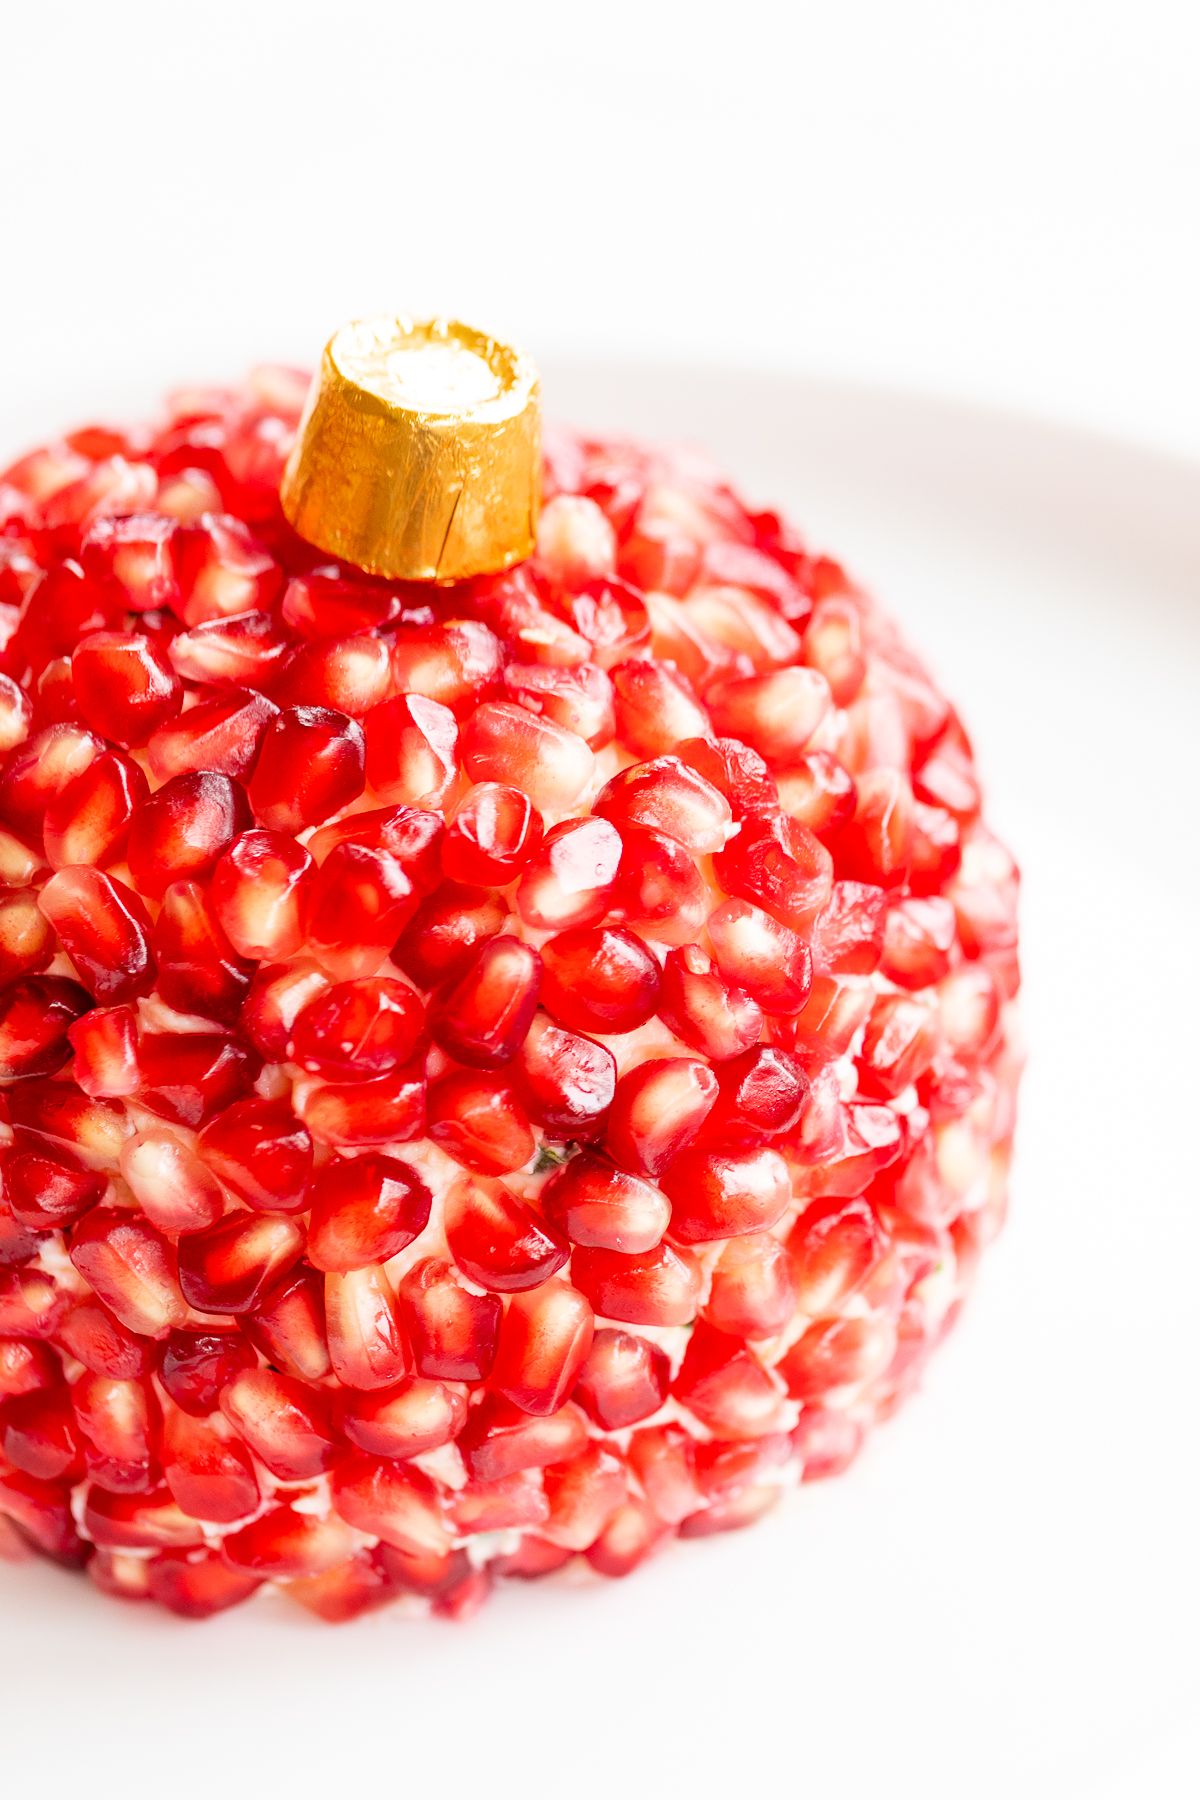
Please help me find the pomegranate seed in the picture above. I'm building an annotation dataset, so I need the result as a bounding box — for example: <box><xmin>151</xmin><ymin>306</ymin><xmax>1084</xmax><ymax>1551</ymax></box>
<box><xmin>706</xmin><ymin>1234</ymin><xmax>796</xmax><ymax>1337</ymax></box>
<box><xmin>148</xmin><ymin>1549</ymin><xmax>261</xmax><ymax>1617</ymax></box>
<box><xmin>168</xmin><ymin>609</ymin><xmax>288</xmax><ymax>686</ymax></box>
<box><xmin>428</xmin><ymin>1071</ymin><xmax>535</xmax><ymax>1175</ymax></box>
<box><xmin>674</xmin><ymin>1325</ymin><xmax>786</xmax><ymax>1439</ymax></box>
<box><xmin>459</xmin><ymin>1396</ymin><xmax>589</xmax><ymax>1480</ymax></box>
<box><xmin>442</xmin><ymin>782</ymin><xmax>543</xmax><ymax>885</ymax></box>
<box><xmin>153</xmin><ymin>880</ymin><xmax>253</xmax><ymax>1023</ymax></box>
<box><xmin>331</xmin><ymin>1457</ymin><xmax>451</xmax><ymax>1555</ymax></box>
<box><xmin>605</xmin><ymin>1056</ymin><xmax>718</xmax><ymax>1176</ymax></box>
<box><xmin>657</xmin><ymin>943</ymin><xmax>762</xmax><ymax>1060</ymax></box>
<box><xmin>0</xmin><ymin>671</ymin><xmax>33</xmax><ymax>752</ymax></box>
<box><xmin>662</xmin><ymin>1144</ymin><xmax>791</xmax><ymax>1242</ymax></box>
<box><xmin>714</xmin><ymin>814</ymin><xmax>833</xmax><ymax>931</ymax></box>
<box><xmin>612</xmin><ymin>655</ymin><xmax>712</xmax><ymax>760</ymax></box>
<box><xmin>337</xmin><ymin>1377</ymin><xmax>467</xmax><ymax>1461</ymax></box>
<box><xmin>574</xmin><ymin>1327</ymin><xmax>670</xmax><ymax>1428</ymax></box>
<box><xmin>780</xmin><ymin>1314</ymin><xmax>898</xmax><ymax>1398</ymax></box>
<box><xmin>0</xmin><ymin>1267</ymin><xmax>69</xmax><ymax>1338</ymax></box>
<box><xmin>126</xmin><ymin>770</ymin><xmax>250</xmax><ymax>899</ymax></box>
<box><xmin>38</xmin><ymin>867</ymin><xmax>155</xmax><ymax>1003</ymax></box>
<box><xmin>540</xmin><ymin>925</ymin><xmax>661</xmax><ymax>1035</ymax></box>
<box><xmin>222</xmin><ymin>1506</ymin><xmax>356</xmax><ymax>1579</ymax></box>
<box><xmin>699</xmin><ymin>1044</ymin><xmax>809</xmax><ymax>1146</ymax></box>
<box><xmin>305</xmin><ymin>843</ymin><xmax>419</xmax><ymax>981</ymax></box>
<box><xmin>300</xmin><ymin>1066</ymin><xmax>426</xmax><ymax>1148</ymax></box>
<box><xmin>789</xmin><ymin>1195</ymin><xmax>887</xmax><ymax>1313</ymax></box>
<box><xmin>69</xmin><ymin>1207</ymin><xmax>187</xmax><ymax>1337</ymax></box>
<box><xmin>515</xmin><ymin>816</ymin><xmax>622</xmax><ymax>931</ymax></box>
<box><xmin>571</xmin><ymin>1242</ymin><xmax>701</xmax><ymax>1327</ymax></box>
<box><xmin>460</xmin><ymin>700</ymin><xmax>595</xmax><ymax>812</ymax></box>
<box><xmin>513</xmin><ymin>1013</ymin><xmax>616</xmax><ymax>1139</ymax></box>
<box><xmin>7</xmin><ymin>1078</ymin><xmax>132</xmax><ymax>1167</ymax></box>
<box><xmin>291</xmin><ymin>976</ymin><xmax>424</xmax><ymax>1079</ymax></box>
<box><xmin>1</xmin><ymin>1386</ymin><xmax>83</xmax><ymax>1481</ymax></box>
<box><xmin>365</xmin><ymin>692</ymin><xmax>458</xmax><ymax>807</ymax></box>
<box><xmin>541</xmin><ymin>1151</ymin><xmax>669</xmax><ymax>1252</ymax></box>
<box><xmin>502</xmin><ymin>660</ymin><xmax>615</xmax><ymax>748</ymax></box>
<box><xmin>43</xmin><ymin>749</ymin><xmax>147</xmax><ymax>869</ymax></box>
<box><xmin>594</xmin><ymin>756</ymin><xmax>732</xmax><ymax>853</ymax></box>
<box><xmin>6</xmin><ymin>1147</ymin><xmax>104</xmax><ymax>1230</ymax></box>
<box><xmin>275</xmin><ymin>633</ymin><xmax>391</xmax><ymax>716</ymax></box>
<box><xmin>212</xmin><ymin>829</ymin><xmax>314</xmax><ymax>960</ymax></box>
<box><xmin>135</xmin><ymin>1031</ymin><xmax>258</xmax><ymax>1128</ymax></box>
<box><xmin>0</xmin><ymin>974</ymin><xmax>92</xmax><ymax>1079</ymax></box>
<box><xmin>565</xmin><ymin>577</ymin><xmax>650</xmax><ymax>666</ymax></box>
<box><xmin>177</xmin><ymin>1213</ymin><xmax>304</xmax><ymax>1315</ymax></box>
<box><xmin>707</xmin><ymin>667</ymin><xmax>832</xmax><ymax>764</ymax></box>
<box><xmin>173</xmin><ymin>515</ymin><xmax>280</xmax><ymax>624</ymax></box>
<box><xmin>396</xmin><ymin>1258</ymin><xmax>501</xmax><ymax>1381</ymax></box>
<box><xmin>58</xmin><ymin>1299</ymin><xmax>154</xmax><ymax>1379</ymax></box>
<box><xmin>627</xmin><ymin>1422</ymin><xmax>704</xmax><ymax>1524</ymax></box>
<box><xmin>147</xmin><ymin>687</ymin><xmax>278</xmax><ymax>782</ymax></box>
<box><xmin>197</xmin><ymin>1095</ymin><xmax>313</xmax><ymax>1213</ymax></box>
<box><xmin>0</xmin><ymin>722</ymin><xmax>103</xmax><ymax>844</ymax></box>
<box><xmin>305</xmin><ymin>1152</ymin><xmax>431</xmax><ymax>1272</ymax></box>
<box><xmin>0</xmin><ymin>1471</ymin><xmax>88</xmax><ymax>1563</ymax></box>
<box><xmin>159</xmin><ymin>1330</ymin><xmax>255</xmax><ymax>1418</ymax></box>
<box><xmin>676</xmin><ymin>734</ymin><xmax>780</xmax><ymax>819</ymax></box>
<box><xmin>0</xmin><ymin>887</ymin><xmax>53</xmax><ymax>981</ymax></box>
<box><xmin>219</xmin><ymin>1369</ymin><xmax>338</xmax><ymax>1481</ymax></box>
<box><xmin>241</xmin><ymin>1265</ymin><xmax>330</xmax><ymax>1381</ymax></box>
<box><xmin>72</xmin><ymin>1371</ymin><xmax>160</xmax><ymax>1491</ymax></box>
<box><xmin>812</xmin><ymin>880</ymin><xmax>888</xmax><ymax>975</ymax></box>
<box><xmin>389</xmin><ymin>619</ymin><xmax>504</xmax><ymax>714</ymax></box>
<box><xmin>490</xmin><ymin>1281</ymin><xmax>594</xmax><ymax>1415</ymax></box>
<box><xmin>585</xmin><ymin>1495</ymin><xmax>672</xmax><ymax>1577</ymax></box>
<box><xmin>611</xmin><ymin>826</ymin><xmax>707</xmax><ymax>946</ymax></box>
<box><xmin>706</xmin><ymin>898</ymin><xmax>813</xmax><ymax>1013</ymax></box>
<box><xmin>248</xmin><ymin>704</ymin><xmax>365</xmax><ymax>832</ymax></box>
<box><xmin>71</xmin><ymin>631</ymin><xmax>182</xmax><ymax>745</ymax></box>
<box><xmin>325</xmin><ymin>1264</ymin><xmax>409</xmax><ymax>1390</ymax></box>
<box><xmin>444</xmin><ymin>1174</ymin><xmax>568</xmax><ymax>1292</ymax></box>
<box><xmin>792</xmin><ymin>1406</ymin><xmax>865</xmax><ymax>1480</ymax></box>
<box><xmin>428</xmin><ymin>934</ymin><xmax>541</xmax><ymax>1068</ymax></box>
<box><xmin>394</xmin><ymin>882</ymin><xmax>505</xmax><ymax>989</ymax></box>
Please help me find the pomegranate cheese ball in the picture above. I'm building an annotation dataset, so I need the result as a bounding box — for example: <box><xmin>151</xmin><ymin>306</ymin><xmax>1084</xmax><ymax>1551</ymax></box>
<box><xmin>0</xmin><ymin>365</ymin><xmax>1020</xmax><ymax>1622</ymax></box>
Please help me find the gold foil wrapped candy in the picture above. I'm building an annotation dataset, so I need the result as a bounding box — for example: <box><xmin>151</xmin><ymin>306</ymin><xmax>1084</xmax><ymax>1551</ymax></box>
<box><xmin>280</xmin><ymin>317</ymin><xmax>541</xmax><ymax>583</ymax></box>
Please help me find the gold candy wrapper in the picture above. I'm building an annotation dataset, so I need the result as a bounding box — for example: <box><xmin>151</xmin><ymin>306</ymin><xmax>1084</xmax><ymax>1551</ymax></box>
<box><xmin>280</xmin><ymin>317</ymin><xmax>541</xmax><ymax>583</ymax></box>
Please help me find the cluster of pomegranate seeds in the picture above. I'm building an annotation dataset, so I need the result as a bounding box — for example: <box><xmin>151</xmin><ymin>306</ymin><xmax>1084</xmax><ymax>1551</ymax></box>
<box><xmin>0</xmin><ymin>377</ymin><xmax>1020</xmax><ymax>1621</ymax></box>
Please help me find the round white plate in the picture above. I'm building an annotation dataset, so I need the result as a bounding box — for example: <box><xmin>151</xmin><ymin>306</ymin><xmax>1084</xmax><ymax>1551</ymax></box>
<box><xmin>2</xmin><ymin>361</ymin><xmax>1197</xmax><ymax>1800</ymax></box>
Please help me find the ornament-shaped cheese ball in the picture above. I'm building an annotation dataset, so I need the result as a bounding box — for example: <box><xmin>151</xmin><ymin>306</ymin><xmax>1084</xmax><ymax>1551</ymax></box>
<box><xmin>0</xmin><ymin>319</ymin><xmax>1020</xmax><ymax>1620</ymax></box>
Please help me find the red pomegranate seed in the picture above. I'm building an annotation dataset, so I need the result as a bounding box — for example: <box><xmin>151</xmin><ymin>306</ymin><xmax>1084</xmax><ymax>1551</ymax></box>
<box><xmin>443</xmin><ymin>1174</ymin><xmax>568</xmax><ymax>1292</ymax></box>
<box><xmin>541</xmin><ymin>1151</ymin><xmax>670</xmax><ymax>1253</ymax></box>
<box><xmin>792</xmin><ymin>1406</ymin><xmax>864</xmax><ymax>1480</ymax></box>
<box><xmin>7</xmin><ymin>1078</ymin><xmax>132</xmax><ymax>1168</ymax></box>
<box><xmin>442</xmin><ymin>782</ymin><xmax>543</xmax><ymax>885</ymax></box>
<box><xmin>573</xmin><ymin>1327</ymin><xmax>670</xmax><ymax>1428</ymax></box>
<box><xmin>168</xmin><ymin>609</ymin><xmax>288</xmax><ymax>686</ymax></box>
<box><xmin>72</xmin><ymin>1371</ymin><xmax>160</xmax><ymax>1492</ymax></box>
<box><xmin>389</xmin><ymin>619</ymin><xmax>504</xmax><ymax>714</ymax></box>
<box><xmin>657</xmin><ymin>943</ymin><xmax>763</xmax><ymax>1060</ymax></box>
<box><xmin>1</xmin><ymin>1385</ymin><xmax>83</xmax><ymax>1481</ymax></box>
<box><xmin>393</xmin><ymin>882</ymin><xmax>505</xmax><ymax>989</ymax></box>
<box><xmin>291</xmin><ymin>976</ymin><xmax>424</xmax><ymax>1079</ymax></box>
<box><xmin>459</xmin><ymin>1396</ymin><xmax>589</xmax><ymax>1480</ymax></box>
<box><xmin>0</xmin><ymin>1471</ymin><xmax>88</xmax><ymax>1563</ymax></box>
<box><xmin>119</xmin><ymin>1129</ymin><xmax>223</xmax><ymax>1234</ymax></box>
<box><xmin>610</xmin><ymin>656</ymin><xmax>710</xmax><ymax>757</ymax></box>
<box><xmin>460</xmin><ymin>700</ymin><xmax>595</xmax><ymax>812</ymax></box>
<box><xmin>627</xmin><ymin>1422</ymin><xmax>704</xmax><ymax>1524</ymax></box>
<box><xmin>58</xmin><ymin>1299</ymin><xmax>154</xmax><ymax>1379</ymax></box>
<box><xmin>212</xmin><ymin>829</ymin><xmax>314</xmax><ymax>960</ymax></box>
<box><xmin>428</xmin><ymin>1070</ymin><xmax>535</xmax><ymax>1175</ymax></box>
<box><xmin>305</xmin><ymin>843</ymin><xmax>418</xmax><ymax>980</ymax></box>
<box><xmin>605</xmin><ymin>1056</ymin><xmax>718</xmax><ymax>1176</ymax></box>
<box><xmin>706</xmin><ymin>1234</ymin><xmax>796</xmax><ymax>1337</ymax></box>
<box><xmin>148</xmin><ymin>1549</ymin><xmax>261</xmax><ymax>1618</ymax></box>
<box><xmin>699</xmin><ymin>1044</ymin><xmax>809</xmax><ymax>1146</ymax></box>
<box><xmin>811</xmin><ymin>880</ymin><xmax>888</xmax><ymax>975</ymax></box>
<box><xmin>780</xmin><ymin>1314</ymin><xmax>898</xmax><ymax>1398</ymax></box>
<box><xmin>662</xmin><ymin>1144</ymin><xmax>791</xmax><ymax>1242</ymax></box>
<box><xmin>833</xmin><ymin>768</ymin><xmax>914</xmax><ymax>890</ymax></box>
<box><xmin>0</xmin><ymin>671</ymin><xmax>33</xmax><ymax>753</ymax></box>
<box><xmin>707</xmin><ymin>667</ymin><xmax>831</xmax><ymax>764</ymax></box>
<box><xmin>172</xmin><ymin>515</ymin><xmax>280</xmax><ymax>624</ymax></box>
<box><xmin>153</xmin><ymin>880</ymin><xmax>253</xmax><ymax>1023</ymax></box>
<box><xmin>714</xmin><ymin>814</ymin><xmax>833</xmax><ymax>932</ymax></box>
<box><xmin>706</xmin><ymin>898</ymin><xmax>813</xmax><ymax>1014</ymax></box>
<box><xmin>571</xmin><ymin>1242</ymin><xmax>701</xmax><ymax>1327</ymax></box>
<box><xmin>147</xmin><ymin>687</ymin><xmax>278</xmax><ymax>782</ymax></box>
<box><xmin>240</xmin><ymin>1266</ymin><xmax>330</xmax><ymax>1381</ymax></box>
<box><xmin>540</xmin><ymin>925</ymin><xmax>661</xmax><ymax>1035</ymax></box>
<box><xmin>0</xmin><ymin>1336</ymin><xmax>59</xmax><ymax>1399</ymax></box>
<box><xmin>197</xmin><ymin>1095</ymin><xmax>313</xmax><ymax>1213</ymax></box>
<box><xmin>0</xmin><ymin>722</ymin><xmax>103</xmax><ymax>845</ymax></box>
<box><xmin>859</xmin><ymin>993</ymin><xmax>938</xmax><ymax>1097</ymax></box>
<box><xmin>0</xmin><ymin>1268</ymin><xmax>69</xmax><ymax>1338</ymax></box>
<box><xmin>512</xmin><ymin>1013</ymin><xmax>616</xmax><ymax>1138</ymax></box>
<box><xmin>490</xmin><ymin>1281</ymin><xmax>594</xmax><ymax>1415</ymax></box>
<box><xmin>222</xmin><ymin>1506</ymin><xmax>356</xmax><ymax>1579</ymax></box>
<box><xmin>585</xmin><ymin>1495</ymin><xmax>672</xmax><ymax>1578</ymax></box>
<box><xmin>364</xmin><ymin>692</ymin><xmax>458</xmax><ymax>807</ymax></box>
<box><xmin>515</xmin><ymin>816</ymin><xmax>622</xmax><ymax>931</ymax></box>
<box><xmin>789</xmin><ymin>1195</ymin><xmax>887</xmax><ymax>1313</ymax></box>
<box><xmin>336</xmin><ymin>1378</ymin><xmax>467</xmax><ymax>1461</ymax></box>
<box><xmin>309</xmin><ymin>802</ymin><xmax>445</xmax><ymax>888</ymax></box>
<box><xmin>0</xmin><ymin>974</ymin><xmax>92</xmax><ymax>1079</ymax></box>
<box><xmin>306</xmin><ymin>1153</ymin><xmax>431</xmax><ymax>1272</ymax></box>
<box><xmin>66</xmin><ymin>1004</ymin><xmax>139</xmax><ymax>1097</ymax></box>
<box><xmin>300</xmin><ymin>1066</ymin><xmax>426</xmax><ymax>1147</ymax></box>
<box><xmin>43</xmin><ymin>749</ymin><xmax>147</xmax><ymax>869</ymax></box>
<box><xmin>248</xmin><ymin>704</ymin><xmax>365</xmax><ymax>833</ymax></box>
<box><xmin>5</xmin><ymin>563</ymin><xmax>120</xmax><ymax>682</ymax></box>
<box><xmin>177</xmin><ymin>1213</ymin><xmax>304</xmax><ymax>1315</ymax></box>
<box><xmin>611</xmin><ymin>826</ymin><xmax>707</xmax><ymax>946</ymax></box>
<box><xmin>135</xmin><ymin>1031</ymin><xmax>258</xmax><ymax>1128</ymax></box>
<box><xmin>219</xmin><ymin>1369</ymin><xmax>338</xmax><ymax>1481</ymax></box>
<box><xmin>332</xmin><ymin>1456</ymin><xmax>453</xmax><ymax>1556</ymax></box>
<box><xmin>126</xmin><ymin>770</ymin><xmax>250</xmax><ymax>900</ymax></box>
<box><xmin>565</xmin><ymin>577</ymin><xmax>650</xmax><ymax>666</ymax></box>
<box><xmin>541</xmin><ymin>1444</ymin><xmax>626</xmax><ymax>1551</ymax></box>
<box><xmin>71</xmin><ymin>630</ymin><xmax>182</xmax><ymax>745</ymax></box>
<box><xmin>674</xmin><ymin>1325</ymin><xmax>786</xmax><ymax>1439</ymax></box>
<box><xmin>429</xmin><ymin>934</ymin><xmax>541</xmax><ymax>1068</ymax></box>
<box><xmin>594</xmin><ymin>756</ymin><xmax>732</xmax><ymax>853</ymax></box>
<box><xmin>325</xmin><ymin>1264</ymin><xmax>409</xmax><ymax>1390</ymax></box>
<box><xmin>395</xmin><ymin>1258</ymin><xmax>501</xmax><ymax>1381</ymax></box>
<box><xmin>81</xmin><ymin>1482</ymin><xmax>202</xmax><ymax>1552</ymax></box>
<box><xmin>778</xmin><ymin>749</ymin><xmax>858</xmax><ymax>836</ymax></box>
<box><xmin>69</xmin><ymin>1207</ymin><xmax>187</xmax><ymax>1337</ymax></box>
<box><xmin>0</xmin><ymin>886</ymin><xmax>53</xmax><ymax>981</ymax></box>
<box><xmin>159</xmin><ymin>1329</ymin><xmax>255</xmax><ymax>1418</ymax></box>
<box><xmin>38</xmin><ymin>868</ymin><xmax>155</xmax><ymax>1003</ymax></box>
<box><xmin>675</xmin><ymin>734</ymin><xmax>780</xmax><ymax>820</ymax></box>
<box><xmin>0</xmin><ymin>1194</ymin><xmax>47</xmax><ymax>1268</ymax></box>
<box><xmin>501</xmin><ymin>660</ymin><xmax>615</xmax><ymax>748</ymax></box>
<box><xmin>6</xmin><ymin>1147</ymin><xmax>105</xmax><ymax>1230</ymax></box>
<box><xmin>275</xmin><ymin>633</ymin><xmax>391</xmax><ymax>716</ymax></box>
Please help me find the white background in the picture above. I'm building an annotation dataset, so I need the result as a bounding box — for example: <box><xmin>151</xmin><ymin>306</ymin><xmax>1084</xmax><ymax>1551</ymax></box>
<box><xmin>1</xmin><ymin>6</ymin><xmax>1199</xmax><ymax>1799</ymax></box>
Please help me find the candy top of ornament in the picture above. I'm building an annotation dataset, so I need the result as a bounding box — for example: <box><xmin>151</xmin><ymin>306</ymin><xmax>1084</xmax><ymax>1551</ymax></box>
<box><xmin>280</xmin><ymin>316</ymin><xmax>540</xmax><ymax>585</ymax></box>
